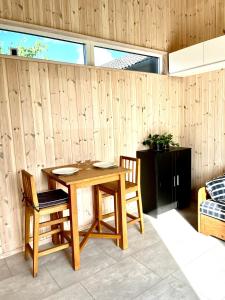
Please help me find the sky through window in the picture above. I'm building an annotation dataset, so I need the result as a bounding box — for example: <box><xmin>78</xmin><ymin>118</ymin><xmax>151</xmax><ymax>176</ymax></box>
<box><xmin>0</xmin><ymin>29</ymin><xmax>84</xmax><ymax>64</ymax></box>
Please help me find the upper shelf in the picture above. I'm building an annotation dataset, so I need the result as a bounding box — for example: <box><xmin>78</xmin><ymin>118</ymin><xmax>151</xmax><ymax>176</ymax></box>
<box><xmin>169</xmin><ymin>35</ymin><xmax>225</xmax><ymax>77</ymax></box>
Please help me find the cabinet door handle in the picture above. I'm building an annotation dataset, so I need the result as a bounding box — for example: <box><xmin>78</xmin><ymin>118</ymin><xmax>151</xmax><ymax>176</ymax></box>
<box><xmin>174</xmin><ymin>176</ymin><xmax>176</xmax><ymax>187</ymax></box>
<box><xmin>177</xmin><ymin>175</ymin><xmax>179</xmax><ymax>186</ymax></box>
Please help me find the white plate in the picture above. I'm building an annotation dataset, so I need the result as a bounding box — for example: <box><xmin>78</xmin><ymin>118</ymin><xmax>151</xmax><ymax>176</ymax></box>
<box><xmin>52</xmin><ymin>167</ymin><xmax>79</xmax><ymax>175</ymax></box>
<box><xmin>93</xmin><ymin>161</ymin><xmax>116</xmax><ymax>169</ymax></box>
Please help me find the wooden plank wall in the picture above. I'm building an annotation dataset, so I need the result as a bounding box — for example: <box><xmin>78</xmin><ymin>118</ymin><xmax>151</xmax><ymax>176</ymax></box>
<box><xmin>1</xmin><ymin>0</ymin><xmax>225</xmax><ymax>257</ymax></box>
<box><xmin>0</xmin><ymin>56</ymin><xmax>182</xmax><ymax>257</ymax></box>
<box><xmin>0</xmin><ymin>0</ymin><xmax>172</xmax><ymax>51</ymax></box>
<box><xmin>1</xmin><ymin>0</ymin><xmax>225</xmax><ymax>52</ymax></box>
<box><xmin>169</xmin><ymin>0</ymin><xmax>225</xmax><ymax>50</ymax></box>
<box><xmin>183</xmin><ymin>70</ymin><xmax>225</xmax><ymax>188</ymax></box>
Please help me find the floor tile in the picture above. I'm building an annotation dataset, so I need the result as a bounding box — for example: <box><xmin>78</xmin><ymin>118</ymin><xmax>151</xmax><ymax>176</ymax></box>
<box><xmin>82</xmin><ymin>256</ymin><xmax>160</xmax><ymax>300</ymax></box>
<box><xmin>95</xmin><ymin>224</ymin><xmax>160</xmax><ymax>261</ymax></box>
<box><xmin>162</xmin><ymin>233</ymin><xmax>219</xmax><ymax>268</ymax></box>
<box><xmin>1</xmin><ymin>209</ymin><xmax>225</xmax><ymax>300</ymax></box>
<box><xmin>5</xmin><ymin>245</ymin><xmax>63</xmax><ymax>276</ymax></box>
<box><xmin>0</xmin><ymin>259</ymin><xmax>11</xmax><ymax>281</ymax></box>
<box><xmin>182</xmin><ymin>244</ymin><xmax>225</xmax><ymax>300</ymax></box>
<box><xmin>148</xmin><ymin>209</ymin><xmax>219</xmax><ymax>267</ymax></box>
<box><xmin>132</xmin><ymin>240</ymin><xmax>179</xmax><ymax>278</ymax></box>
<box><xmin>43</xmin><ymin>282</ymin><xmax>93</xmax><ymax>300</ymax></box>
<box><xmin>178</xmin><ymin>202</ymin><xmax>198</xmax><ymax>230</ymax></box>
<box><xmin>134</xmin><ymin>271</ymin><xmax>199</xmax><ymax>300</ymax></box>
<box><xmin>149</xmin><ymin>209</ymin><xmax>204</xmax><ymax>243</ymax></box>
<box><xmin>46</xmin><ymin>242</ymin><xmax>117</xmax><ymax>288</ymax></box>
<box><xmin>0</xmin><ymin>267</ymin><xmax>59</xmax><ymax>300</ymax></box>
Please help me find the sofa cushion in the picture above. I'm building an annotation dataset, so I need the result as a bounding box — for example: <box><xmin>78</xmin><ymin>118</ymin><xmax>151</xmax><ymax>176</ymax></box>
<box><xmin>200</xmin><ymin>199</ymin><xmax>225</xmax><ymax>221</ymax></box>
<box><xmin>205</xmin><ymin>175</ymin><xmax>225</xmax><ymax>203</ymax></box>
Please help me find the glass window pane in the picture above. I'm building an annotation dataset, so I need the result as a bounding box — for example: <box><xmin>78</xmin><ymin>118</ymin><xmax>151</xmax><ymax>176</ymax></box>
<box><xmin>94</xmin><ymin>46</ymin><xmax>159</xmax><ymax>74</ymax></box>
<box><xmin>0</xmin><ymin>29</ymin><xmax>84</xmax><ymax>64</ymax></box>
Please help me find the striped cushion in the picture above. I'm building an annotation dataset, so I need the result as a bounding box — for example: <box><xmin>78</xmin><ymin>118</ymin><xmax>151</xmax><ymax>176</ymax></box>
<box><xmin>200</xmin><ymin>200</ymin><xmax>225</xmax><ymax>221</ymax></box>
<box><xmin>37</xmin><ymin>189</ymin><xmax>68</xmax><ymax>209</ymax></box>
<box><xmin>206</xmin><ymin>176</ymin><xmax>225</xmax><ymax>203</ymax></box>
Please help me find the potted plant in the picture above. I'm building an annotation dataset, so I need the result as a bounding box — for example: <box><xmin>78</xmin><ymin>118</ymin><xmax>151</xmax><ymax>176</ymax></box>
<box><xmin>143</xmin><ymin>133</ymin><xmax>179</xmax><ymax>151</ymax></box>
<box><xmin>159</xmin><ymin>133</ymin><xmax>179</xmax><ymax>150</ymax></box>
<box><xmin>143</xmin><ymin>134</ymin><xmax>159</xmax><ymax>150</ymax></box>
<box><xmin>155</xmin><ymin>135</ymin><xmax>165</xmax><ymax>151</ymax></box>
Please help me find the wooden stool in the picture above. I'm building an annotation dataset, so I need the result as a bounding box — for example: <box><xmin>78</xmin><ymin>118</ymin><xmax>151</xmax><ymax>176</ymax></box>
<box><xmin>22</xmin><ymin>170</ymin><xmax>71</xmax><ymax>277</ymax></box>
<box><xmin>97</xmin><ymin>156</ymin><xmax>144</xmax><ymax>242</ymax></box>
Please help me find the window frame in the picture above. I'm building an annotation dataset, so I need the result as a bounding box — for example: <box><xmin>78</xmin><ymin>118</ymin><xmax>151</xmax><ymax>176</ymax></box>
<box><xmin>0</xmin><ymin>18</ymin><xmax>167</xmax><ymax>74</ymax></box>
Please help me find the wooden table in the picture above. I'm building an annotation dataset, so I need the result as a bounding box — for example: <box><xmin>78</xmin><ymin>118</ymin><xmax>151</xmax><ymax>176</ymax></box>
<box><xmin>42</xmin><ymin>163</ymin><xmax>128</xmax><ymax>271</ymax></box>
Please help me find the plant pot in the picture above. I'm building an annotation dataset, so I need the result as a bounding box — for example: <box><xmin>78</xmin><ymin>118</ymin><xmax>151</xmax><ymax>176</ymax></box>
<box><xmin>156</xmin><ymin>143</ymin><xmax>164</xmax><ymax>151</ymax></box>
<box><xmin>164</xmin><ymin>143</ymin><xmax>170</xmax><ymax>151</ymax></box>
<box><xmin>152</xmin><ymin>142</ymin><xmax>157</xmax><ymax>150</ymax></box>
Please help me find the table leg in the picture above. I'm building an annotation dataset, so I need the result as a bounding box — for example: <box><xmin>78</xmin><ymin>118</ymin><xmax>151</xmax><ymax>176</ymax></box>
<box><xmin>48</xmin><ymin>178</ymin><xmax>60</xmax><ymax>244</ymax></box>
<box><xmin>93</xmin><ymin>185</ymin><xmax>102</xmax><ymax>233</ymax></box>
<box><xmin>118</xmin><ymin>173</ymin><xmax>128</xmax><ymax>250</ymax></box>
<box><xmin>69</xmin><ymin>184</ymin><xmax>80</xmax><ymax>270</ymax></box>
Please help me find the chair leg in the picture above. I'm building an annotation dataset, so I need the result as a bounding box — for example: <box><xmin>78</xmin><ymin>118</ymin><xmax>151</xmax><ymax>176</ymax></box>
<box><xmin>58</xmin><ymin>211</ymin><xmax>65</xmax><ymax>244</ymax></box>
<box><xmin>33</xmin><ymin>211</ymin><xmax>39</xmax><ymax>277</ymax></box>
<box><xmin>114</xmin><ymin>193</ymin><xmax>120</xmax><ymax>246</ymax></box>
<box><xmin>24</xmin><ymin>205</ymin><xmax>30</xmax><ymax>260</ymax></box>
<box><xmin>137</xmin><ymin>190</ymin><xmax>144</xmax><ymax>234</ymax></box>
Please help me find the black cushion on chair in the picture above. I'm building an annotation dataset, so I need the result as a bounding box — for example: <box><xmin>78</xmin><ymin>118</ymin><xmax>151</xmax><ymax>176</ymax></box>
<box><xmin>37</xmin><ymin>189</ymin><xmax>68</xmax><ymax>209</ymax></box>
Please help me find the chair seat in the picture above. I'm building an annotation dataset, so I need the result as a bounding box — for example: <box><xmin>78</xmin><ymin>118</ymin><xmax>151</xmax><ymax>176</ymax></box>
<box><xmin>37</xmin><ymin>189</ymin><xmax>68</xmax><ymax>209</ymax></box>
<box><xmin>99</xmin><ymin>181</ymin><xmax>138</xmax><ymax>195</ymax></box>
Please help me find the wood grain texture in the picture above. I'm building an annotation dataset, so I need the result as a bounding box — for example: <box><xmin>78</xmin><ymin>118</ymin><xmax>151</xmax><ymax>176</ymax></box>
<box><xmin>168</xmin><ymin>0</ymin><xmax>225</xmax><ymax>50</ymax></box>
<box><xmin>1</xmin><ymin>0</ymin><xmax>225</xmax><ymax>51</ymax></box>
<box><xmin>183</xmin><ymin>70</ymin><xmax>225</xmax><ymax>189</ymax></box>
<box><xmin>3</xmin><ymin>57</ymin><xmax>225</xmax><ymax>258</ymax></box>
<box><xmin>1</xmin><ymin>0</ymin><xmax>225</xmax><ymax>257</ymax></box>
<box><xmin>0</xmin><ymin>56</ymin><xmax>182</xmax><ymax>257</ymax></box>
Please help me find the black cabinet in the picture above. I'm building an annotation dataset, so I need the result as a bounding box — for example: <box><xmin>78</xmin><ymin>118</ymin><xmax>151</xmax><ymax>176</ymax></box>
<box><xmin>136</xmin><ymin>147</ymin><xmax>191</xmax><ymax>214</ymax></box>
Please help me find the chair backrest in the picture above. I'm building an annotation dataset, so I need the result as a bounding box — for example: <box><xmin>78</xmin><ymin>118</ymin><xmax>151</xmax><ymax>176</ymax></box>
<box><xmin>21</xmin><ymin>170</ymin><xmax>39</xmax><ymax>208</ymax></box>
<box><xmin>120</xmin><ymin>156</ymin><xmax>140</xmax><ymax>185</ymax></box>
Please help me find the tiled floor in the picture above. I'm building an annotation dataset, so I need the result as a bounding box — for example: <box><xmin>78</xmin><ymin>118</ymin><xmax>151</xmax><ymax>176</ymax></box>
<box><xmin>1</xmin><ymin>207</ymin><xmax>225</xmax><ymax>300</ymax></box>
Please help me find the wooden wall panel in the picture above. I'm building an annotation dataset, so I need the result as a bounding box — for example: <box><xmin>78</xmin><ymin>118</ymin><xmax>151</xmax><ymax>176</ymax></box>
<box><xmin>0</xmin><ymin>59</ymin><xmax>23</xmax><ymax>257</ymax></box>
<box><xmin>183</xmin><ymin>70</ymin><xmax>225</xmax><ymax>189</ymax></box>
<box><xmin>0</xmin><ymin>56</ymin><xmax>182</xmax><ymax>257</ymax></box>
<box><xmin>1</xmin><ymin>1</ymin><xmax>225</xmax><ymax>51</ymax></box>
<box><xmin>170</xmin><ymin>0</ymin><xmax>225</xmax><ymax>50</ymax></box>
<box><xmin>1</xmin><ymin>0</ymin><xmax>225</xmax><ymax>258</ymax></box>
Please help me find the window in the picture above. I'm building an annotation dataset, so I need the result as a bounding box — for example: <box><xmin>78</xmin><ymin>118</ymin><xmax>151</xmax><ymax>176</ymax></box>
<box><xmin>0</xmin><ymin>20</ymin><xmax>166</xmax><ymax>74</ymax></box>
<box><xmin>94</xmin><ymin>46</ymin><xmax>159</xmax><ymax>74</ymax></box>
<box><xmin>0</xmin><ymin>29</ymin><xmax>85</xmax><ymax>64</ymax></box>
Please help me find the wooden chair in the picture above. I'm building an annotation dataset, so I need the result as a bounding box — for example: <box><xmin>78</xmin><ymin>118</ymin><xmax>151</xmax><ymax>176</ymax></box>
<box><xmin>97</xmin><ymin>156</ymin><xmax>144</xmax><ymax>240</ymax></box>
<box><xmin>22</xmin><ymin>170</ymin><xmax>71</xmax><ymax>277</ymax></box>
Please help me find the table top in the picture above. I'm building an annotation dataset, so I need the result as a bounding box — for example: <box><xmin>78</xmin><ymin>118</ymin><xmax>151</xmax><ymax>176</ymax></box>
<box><xmin>42</xmin><ymin>162</ymin><xmax>128</xmax><ymax>187</ymax></box>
